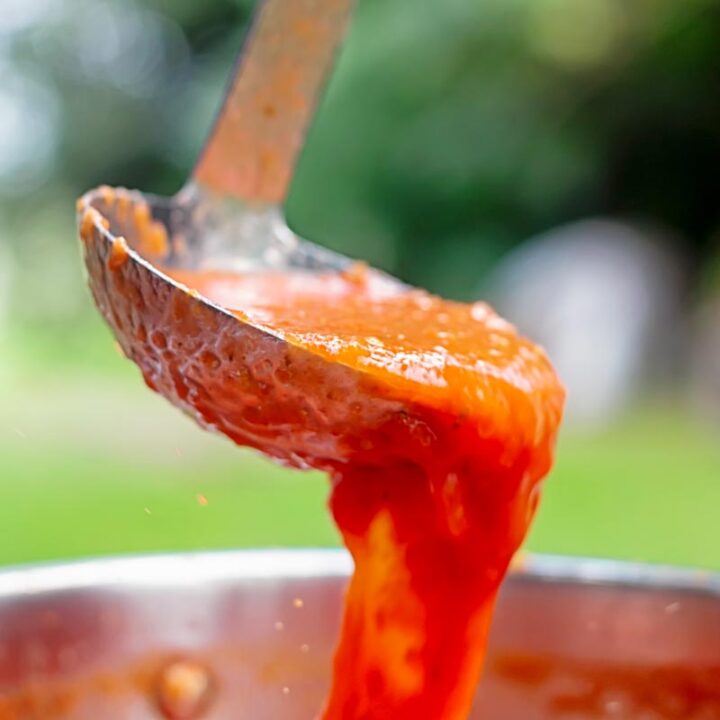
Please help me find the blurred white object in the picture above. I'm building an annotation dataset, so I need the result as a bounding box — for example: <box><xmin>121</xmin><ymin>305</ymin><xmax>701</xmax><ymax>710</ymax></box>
<box><xmin>689</xmin><ymin>296</ymin><xmax>720</xmax><ymax>422</ymax></box>
<box><xmin>487</xmin><ymin>219</ymin><xmax>684</xmax><ymax>428</ymax></box>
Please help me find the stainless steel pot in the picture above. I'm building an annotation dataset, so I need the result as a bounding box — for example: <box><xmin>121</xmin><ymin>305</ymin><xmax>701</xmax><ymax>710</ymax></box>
<box><xmin>0</xmin><ymin>551</ymin><xmax>718</xmax><ymax>719</ymax></box>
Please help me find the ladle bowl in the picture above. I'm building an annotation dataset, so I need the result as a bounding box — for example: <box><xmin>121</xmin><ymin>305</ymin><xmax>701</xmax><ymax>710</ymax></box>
<box><xmin>76</xmin><ymin>0</ymin><xmax>411</xmax><ymax>459</ymax></box>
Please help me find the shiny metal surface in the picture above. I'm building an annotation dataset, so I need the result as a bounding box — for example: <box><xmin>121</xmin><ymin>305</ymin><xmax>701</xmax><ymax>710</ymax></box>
<box><xmin>0</xmin><ymin>551</ymin><xmax>718</xmax><ymax>719</ymax></box>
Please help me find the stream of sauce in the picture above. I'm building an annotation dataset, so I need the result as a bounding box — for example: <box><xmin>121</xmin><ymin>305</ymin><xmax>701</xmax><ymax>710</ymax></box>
<box><xmin>69</xmin><ymin>195</ymin><xmax>720</xmax><ymax>718</ymax></box>
<box><xmin>160</xmin><ymin>264</ymin><xmax>565</xmax><ymax>719</ymax></box>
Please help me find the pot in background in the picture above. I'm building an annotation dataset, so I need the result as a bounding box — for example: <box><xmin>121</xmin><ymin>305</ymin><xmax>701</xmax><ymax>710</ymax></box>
<box><xmin>0</xmin><ymin>551</ymin><xmax>718</xmax><ymax>719</ymax></box>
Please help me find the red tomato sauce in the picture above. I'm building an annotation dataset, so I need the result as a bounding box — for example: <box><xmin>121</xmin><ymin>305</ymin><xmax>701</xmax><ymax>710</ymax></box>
<box><xmin>161</xmin><ymin>263</ymin><xmax>565</xmax><ymax>719</ymax></box>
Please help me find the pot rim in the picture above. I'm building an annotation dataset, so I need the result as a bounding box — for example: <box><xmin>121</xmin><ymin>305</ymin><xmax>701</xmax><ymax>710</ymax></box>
<box><xmin>0</xmin><ymin>550</ymin><xmax>717</xmax><ymax>600</ymax></box>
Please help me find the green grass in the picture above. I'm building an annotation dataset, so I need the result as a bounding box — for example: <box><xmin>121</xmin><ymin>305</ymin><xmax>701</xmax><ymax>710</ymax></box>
<box><xmin>528</xmin><ymin>407</ymin><xmax>720</xmax><ymax>569</ymax></box>
<box><xmin>1</xmin><ymin>386</ymin><xmax>719</xmax><ymax>570</ymax></box>
<box><xmin>0</xmin><ymin>444</ymin><xmax>338</xmax><ymax>564</ymax></box>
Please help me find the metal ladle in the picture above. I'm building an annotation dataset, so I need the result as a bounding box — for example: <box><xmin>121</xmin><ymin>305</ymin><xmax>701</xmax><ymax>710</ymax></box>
<box><xmin>77</xmin><ymin>0</ymin><xmax>407</xmax><ymax>458</ymax></box>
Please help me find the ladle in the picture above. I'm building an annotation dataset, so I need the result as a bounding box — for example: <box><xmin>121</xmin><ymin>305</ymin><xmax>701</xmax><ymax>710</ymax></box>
<box><xmin>76</xmin><ymin>4</ymin><xmax>567</xmax><ymax>717</ymax></box>
<box><xmin>76</xmin><ymin>0</ymin><xmax>413</xmax><ymax>457</ymax></box>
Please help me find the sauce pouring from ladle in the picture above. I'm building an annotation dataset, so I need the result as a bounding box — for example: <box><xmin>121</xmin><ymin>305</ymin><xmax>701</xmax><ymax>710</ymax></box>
<box><xmin>77</xmin><ymin>1</ymin><xmax>565</xmax><ymax>718</ymax></box>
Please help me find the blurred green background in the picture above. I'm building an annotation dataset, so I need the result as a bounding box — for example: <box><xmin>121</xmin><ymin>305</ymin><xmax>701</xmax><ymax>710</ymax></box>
<box><xmin>1</xmin><ymin>0</ymin><xmax>719</xmax><ymax>569</ymax></box>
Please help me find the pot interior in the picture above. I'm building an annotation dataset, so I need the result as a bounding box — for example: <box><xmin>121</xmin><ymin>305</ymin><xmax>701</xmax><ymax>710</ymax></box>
<box><xmin>0</xmin><ymin>551</ymin><xmax>718</xmax><ymax>719</ymax></box>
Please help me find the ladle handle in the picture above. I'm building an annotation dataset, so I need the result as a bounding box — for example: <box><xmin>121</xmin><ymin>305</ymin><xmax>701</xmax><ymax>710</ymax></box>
<box><xmin>193</xmin><ymin>0</ymin><xmax>355</xmax><ymax>206</ymax></box>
